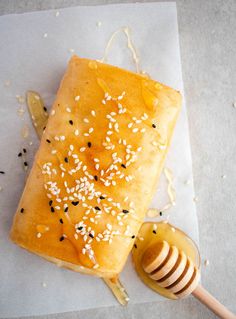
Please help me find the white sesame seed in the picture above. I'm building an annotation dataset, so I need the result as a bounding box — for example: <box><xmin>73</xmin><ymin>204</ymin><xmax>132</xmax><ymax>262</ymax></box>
<box><xmin>70</xmin><ymin>145</ymin><xmax>74</xmax><ymax>151</ymax></box>
<box><xmin>84</xmin><ymin>133</ymin><xmax>89</xmax><ymax>136</ymax></box>
<box><xmin>37</xmin><ymin>233</ymin><xmax>42</xmax><ymax>238</ymax></box>
<box><xmin>132</xmin><ymin>128</ymin><xmax>139</xmax><ymax>133</ymax></box>
<box><xmin>94</xmin><ymin>158</ymin><xmax>99</xmax><ymax>162</ymax></box>
<box><xmin>75</xmin><ymin>129</ymin><xmax>79</xmax><ymax>136</ymax></box>
<box><xmin>51</xmin><ymin>110</ymin><xmax>56</xmax><ymax>115</ymax></box>
<box><xmin>80</xmin><ymin>147</ymin><xmax>86</xmax><ymax>152</ymax></box>
<box><xmin>75</xmin><ymin>95</ymin><xmax>80</xmax><ymax>101</ymax></box>
<box><xmin>141</xmin><ymin>128</ymin><xmax>146</xmax><ymax>133</ymax></box>
<box><xmin>107</xmin><ymin>131</ymin><xmax>113</xmax><ymax>135</ymax></box>
<box><xmin>60</xmin><ymin>136</ymin><xmax>65</xmax><ymax>141</ymax></box>
<box><xmin>83</xmin><ymin>118</ymin><xmax>89</xmax><ymax>123</ymax></box>
<box><xmin>66</xmin><ymin>107</ymin><xmax>71</xmax><ymax>113</ymax></box>
<box><xmin>106</xmin><ymin>136</ymin><xmax>110</xmax><ymax>142</ymax></box>
<box><xmin>95</xmin><ymin>164</ymin><xmax>100</xmax><ymax>170</ymax></box>
<box><xmin>204</xmin><ymin>259</ymin><xmax>210</xmax><ymax>266</ymax></box>
<box><xmin>51</xmin><ymin>149</ymin><xmax>57</xmax><ymax>154</ymax></box>
<box><xmin>128</xmin><ymin>123</ymin><xmax>133</xmax><ymax>128</ymax></box>
<box><xmin>152</xmin><ymin>141</ymin><xmax>158</xmax><ymax>146</ymax></box>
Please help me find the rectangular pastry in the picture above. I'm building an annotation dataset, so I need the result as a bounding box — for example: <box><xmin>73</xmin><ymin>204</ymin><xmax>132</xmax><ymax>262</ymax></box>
<box><xmin>10</xmin><ymin>56</ymin><xmax>181</xmax><ymax>278</ymax></box>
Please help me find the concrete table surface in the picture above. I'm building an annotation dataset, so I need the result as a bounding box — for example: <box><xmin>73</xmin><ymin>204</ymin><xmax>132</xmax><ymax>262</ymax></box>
<box><xmin>1</xmin><ymin>1</ymin><xmax>235</xmax><ymax>318</ymax></box>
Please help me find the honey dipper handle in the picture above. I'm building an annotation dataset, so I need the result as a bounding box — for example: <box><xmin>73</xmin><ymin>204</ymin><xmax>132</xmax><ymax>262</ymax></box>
<box><xmin>192</xmin><ymin>284</ymin><xmax>236</xmax><ymax>319</ymax></box>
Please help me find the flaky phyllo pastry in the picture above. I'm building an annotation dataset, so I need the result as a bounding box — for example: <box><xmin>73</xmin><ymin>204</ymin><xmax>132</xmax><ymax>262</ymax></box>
<box><xmin>10</xmin><ymin>56</ymin><xmax>181</xmax><ymax>278</ymax></box>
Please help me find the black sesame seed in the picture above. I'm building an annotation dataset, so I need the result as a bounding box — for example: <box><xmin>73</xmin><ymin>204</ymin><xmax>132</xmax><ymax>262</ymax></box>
<box><xmin>94</xmin><ymin>206</ymin><xmax>101</xmax><ymax>211</ymax></box>
<box><xmin>20</xmin><ymin>208</ymin><xmax>24</xmax><ymax>213</ymax></box>
<box><xmin>49</xmin><ymin>200</ymin><xmax>53</xmax><ymax>206</ymax></box>
<box><xmin>87</xmin><ymin>142</ymin><xmax>92</xmax><ymax>148</ymax></box>
<box><xmin>64</xmin><ymin>206</ymin><xmax>69</xmax><ymax>213</ymax></box>
<box><xmin>69</xmin><ymin>120</ymin><xmax>73</xmax><ymax>125</ymax></box>
<box><xmin>46</xmin><ymin>139</ymin><xmax>51</xmax><ymax>143</ymax></box>
<box><xmin>51</xmin><ymin>207</ymin><xmax>55</xmax><ymax>213</ymax></box>
<box><xmin>94</xmin><ymin>175</ymin><xmax>98</xmax><ymax>181</ymax></box>
<box><xmin>77</xmin><ymin>226</ymin><xmax>83</xmax><ymax>230</ymax></box>
<box><xmin>122</xmin><ymin>209</ymin><xmax>129</xmax><ymax>214</ymax></box>
<box><xmin>0</xmin><ymin>171</ymin><xmax>5</xmax><ymax>174</ymax></box>
<box><xmin>23</xmin><ymin>148</ymin><xmax>27</xmax><ymax>153</ymax></box>
<box><xmin>23</xmin><ymin>161</ymin><xmax>28</xmax><ymax>167</ymax></box>
<box><xmin>99</xmin><ymin>196</ymin><xmax>105</xmax><ymax>200</ymax></box>
<box><xmin>89</xmin><ymin>233</ymin><xmax>94</xmax><ymax>238</ymax></box>
<box><xmin>59</xmin><ymin>218</ymin><xmax>63</xmax><ymax>224</ymax></box>
<box><xmin>72</xmin><ymin>201</ymin><xmax>79</xmax><ymax>206</ymax></box>
<box><xmin>152</xmin><ymin>124</ymin><xmax>156</xmax><ymax>128</ymax></box>
<box><xmin>43</xmin><ymin>126</ymin><xmax>46</xmax><ymax>131</ymax></box>
<box><xmin>59</xmin><ymin>236</ymin><xmax>65</xmax><ymax>241</ymax></box>
<box><xmin>64</xmin><ymin>157</ymin><xmax>69</xmax><ymax>163</ymax></box>
<box><xmin>159</xmin><ymin>211</ymin><xmax>163</xmax><ymax>216</ymax></box>
<box><xmin>134</xmin><ymin>244</ymin><xmax>137</xmax><ymax>248</ymax></box>
<box><xmin>121</xmin><ymin>164</ymin><xmax>126</xmax><ymax>169</ymax></box>
<box><xmin>153</xmin><ymin>230</ymin><xmax>157</xmax><ymax>234</ymax></box>
<box><xmin>131</xmin><ymin>235</ymin><xmax>135</xmax><ymax>239</ymax></box>
<box><xmin>43</xmin><ymin>106</ymin><xmax>47</xmax><ymax>112</ymax></box>
<box><xmin>18</xmin><ymin>152</ymin><xmax>22</xmax><ymax>157</ymax></box>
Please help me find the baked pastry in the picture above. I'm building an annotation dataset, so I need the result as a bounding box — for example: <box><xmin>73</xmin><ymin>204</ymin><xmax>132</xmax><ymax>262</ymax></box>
<box><xmin>10</xmin><ymin>56</ymin><xmax>181</xmax><ymax>278</ymax></box>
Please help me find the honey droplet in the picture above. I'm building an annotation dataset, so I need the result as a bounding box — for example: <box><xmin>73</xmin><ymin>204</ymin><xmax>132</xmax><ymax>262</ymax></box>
<box><xmin>141</xmin><ymin>80</ymin><xmax>159</xmax><ymax>110</ymax></box>
<box><xmin>88</xmin><ymin>61</ymin><xmax>98</xmax><ymax>70</ymax></box>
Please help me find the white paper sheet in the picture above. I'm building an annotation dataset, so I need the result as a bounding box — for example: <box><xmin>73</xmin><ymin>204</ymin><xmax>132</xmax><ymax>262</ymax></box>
<box><xmin>0</xmin><ymin>2</ymin><xmax>199</xmax><ymax>317</ymax></box>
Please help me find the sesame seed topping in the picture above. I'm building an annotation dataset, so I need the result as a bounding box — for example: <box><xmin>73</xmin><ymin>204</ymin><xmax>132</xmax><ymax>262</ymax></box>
<box><xmin>49</xmin><ymin>200</ymin><xmax>53</xmax><ymax>206</ymax></box>
<box><xmin>83</xmin><ymin>118</ymin><xmax>89</xmax><ymax>123</ymax></box>
<box><xmin>132</xmin><ymin>128</ymin><xmax>139</xmax><ymax>133</ymax></box>
<box><xmin>134</xmin><ymin>244</ymin><xmax>137</xmax><ymax>248</ymax></box>
<box><xmin>64</xmin><ymin>207</ymin><xmax>69</xmax><ymax>212</ymax></box>
<box><xmin>94</xmin><ymin>175</ymin><xmax>98</xmax><ymax>181</ymax></box>
<box><xmin>20</xmin><ymin>208</ymin><xmax>24</xmax><ymax>213</ymax></box>
<box><xmin>66</xmin><ymin>107</ymin><xmax>71</xmax><ymax>113</ymax></box>
<box><xmin>121</xmin><ymin>164</ymin><xmax>126</xmax><ymax>169</ymax></box>
<box><xmin>64</xmin><ymin>157</ymin><xmax>69</xmax><ymax>163</ymax></box>
<box><xmin>122</xmin><ymin>209</ymin><xmax>129</xmax><ymax>214</ymax></box>
<box><xmin>59</xmin><ymin>236</ymin><xmax>65</xmax><ymax>241</ymax></box>
<box><xmin>131</xmin><ymin>235</ymin><xmax>135</xmax><ymax>239</ymax></box>
<box><xmin>95</xmin><ymin>206</ymin><xmax>101</xmax><ymax>211</ymax></box>
<box><xmin>80</xmin><ymin>147</ymin><xmax>86</xmax><ymax>152</ymax></box>
<box><xmin>46</xmin><ymin>139</ymin><xmax>51</xmax><ymax>143</ymax></box>
<box><xmin>72</xmin><ymin>201</ymin><xmax>79</xmax><ymax>206</ymax></box>
<box><xmin>75</xmin><ymin>129</ymin><xmax>79</xmax><ymax>136</ymax></box>
<box><xmin>59</xmin><ymin>218</ymin><xmax>63</xmax><ymax>224</ymax></box>
<box><xmin>87</xmin><ymin>142</ymin><xmax>92</xmax><ymax>148</ymax></box>
<box><xmin>75</xmin><ymin>95</ymin><xmax>80</xmax><ymax>101</ymax></box>
<box><xmin>18</xmin><ymin>152</ymin><xmax>22</xmax><ymax>157</ymax></box>
<box><xmin>91</xmin><ymin>110</ymin><xmax>96</xmax><ymax>117</ymax></box>
<box><xmin>152</xmin><ymin>123</ymin><xmax>156</xmax><ymax>128</ymax></box>
<box><xmin>69</xmin><ymin>120</ymin><xmax>73</xmax><ymax>125</ymax></box>
<box><xmin>51</xmin><ymin>207</ymin><xmax>55</xmax><ymax>213</ymax></box>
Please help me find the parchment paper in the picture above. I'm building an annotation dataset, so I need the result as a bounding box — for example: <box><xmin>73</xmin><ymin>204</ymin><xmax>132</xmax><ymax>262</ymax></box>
<box><xmin>0</xmin><ymin>2</ymin><xmax>199</xmax><ymax>317</ymax></box>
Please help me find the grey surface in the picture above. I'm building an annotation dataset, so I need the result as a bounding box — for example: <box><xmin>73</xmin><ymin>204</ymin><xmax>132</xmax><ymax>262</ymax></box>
<box><xmin>0</xmin><ymin>0</ymin><xmax>235</xmax><ymax>319</ymax></box>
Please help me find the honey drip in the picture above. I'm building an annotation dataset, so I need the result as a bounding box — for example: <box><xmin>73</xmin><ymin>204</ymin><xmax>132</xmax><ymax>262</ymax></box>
<box><xmin>101</xmin><ymin>27</ymin><xmax>140</xmax><ymax>73</ymax></box>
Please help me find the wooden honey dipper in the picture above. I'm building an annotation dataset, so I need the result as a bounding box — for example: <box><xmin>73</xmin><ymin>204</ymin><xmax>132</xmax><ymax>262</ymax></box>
<box><xmin>142</xmin><ymin>240</ymin><xmax>236</xmax><ymax>319</ymax></box>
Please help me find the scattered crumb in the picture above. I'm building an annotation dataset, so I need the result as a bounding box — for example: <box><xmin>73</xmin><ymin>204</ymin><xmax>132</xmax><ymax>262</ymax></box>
<box><xmin>233</xmin><ymin>101</ymin><xmax>236</xmax><ymax>108</ymax></box>
<box><xmin>21</xmin><ymin>124</ymin><xmax>29</xmax><ymax>139</ymax></box>
<box><xmin>184</xmin><ymin>179</ymin><xmax>191</xmax><ymax>185</ymax></box>
<box><xmin>4</xmin><ymin>80</ymin><xmax>11</xmax><ymax>87</ymax></box>
<box><xmin>68</xmin><ymin>48</ymin><xmax>75</xmax><ymax>53</ymax></box>
<box><xmin>16</xmin><ymin>95</ymin><xmax>25</xmax><ymax>104</ymax></box>
<box><xmin>193</xmin><ymin>196</ymin><xmax>198</xmax><ymax>202</ymax></box>
<box><xmin>17</xmin><ymin>106</ymin><xmax>25</xmax><ymax>117</ymax></box>
<box><xmin>204</xmin><ymin>259</ymin><xmax>210</xmax><ymax>266</ymax></box>
<box><xmin>96</xmin><ymin>21</ymin><xmax>102</xmax><ymax>27</ymax></box>
<box><xmin>41</xmin><ymin>282</ymin><xmax>47</xmax><ymax>288</ymax></box>
<box><xmin>43</xmin><ymin>33</ymin><xmax>48</xmax><ymax>38</ymax></box>
<box><xmin>125</xmin><ymin>297</ymin><xmax>130</xmax><ymax>302</ymax></box>
<box><xmin>0</xmin><ymin>186</ymin><xmax>2</xmax><ymax>192</ymax></box>
<box><xmin>221</xmin><ymin>175</ymin><xmax>226</xmax><ymax>179</ymax></box>
<box><xmin>29</xmin><ymin>141</ymin><xmax>33</xmax><ymax>146</ymax></box>
<box><xmin>55</xmin><ymin>11</ymin><xmax>60</xmax><ymax>17</ymax></box>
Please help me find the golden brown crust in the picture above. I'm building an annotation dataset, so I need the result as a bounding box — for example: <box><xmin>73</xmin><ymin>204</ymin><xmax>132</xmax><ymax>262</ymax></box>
<box><xmin>10</xmin><ymin>56</ymin><xmax>181</xmax><ymax>277</ymax></box>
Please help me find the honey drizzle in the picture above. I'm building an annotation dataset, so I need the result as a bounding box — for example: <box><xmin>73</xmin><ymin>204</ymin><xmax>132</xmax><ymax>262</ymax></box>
<box><xmin>101</xmin><ymin>27</ymin><xmax>140</xmax><ymax>73</ymax></box>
